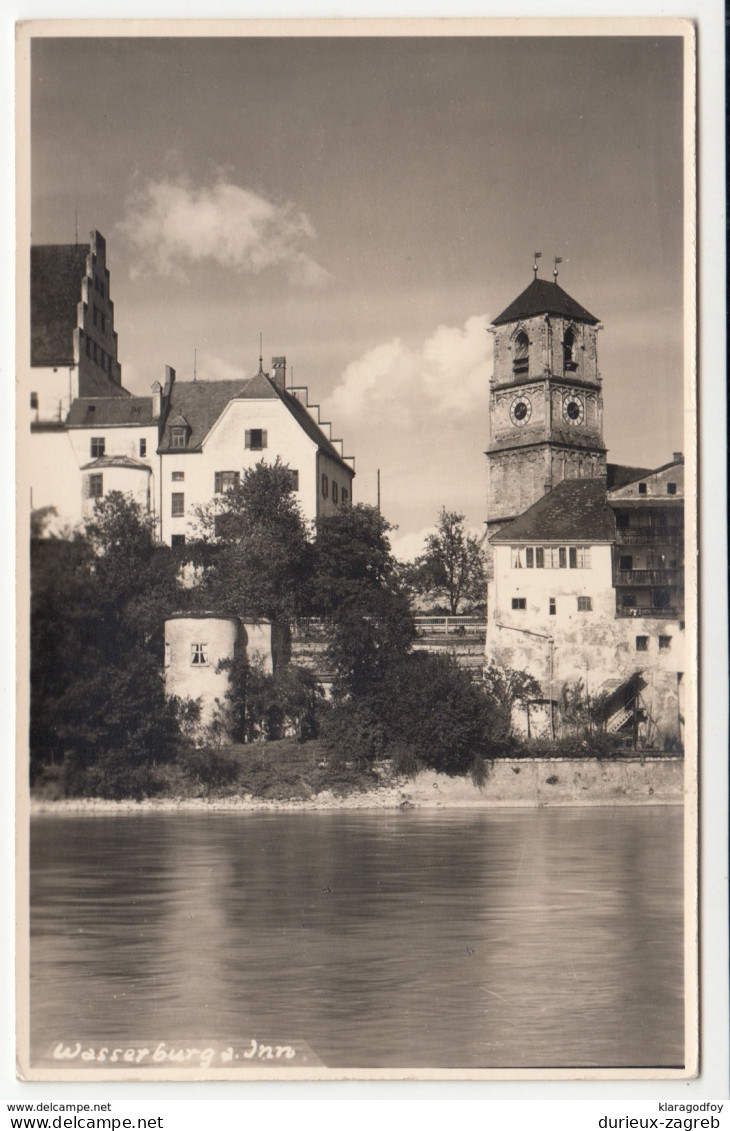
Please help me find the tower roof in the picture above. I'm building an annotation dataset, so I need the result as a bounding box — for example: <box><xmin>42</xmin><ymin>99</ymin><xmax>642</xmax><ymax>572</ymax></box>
<box><xmin>492</xmin><ymin>278</ymin><xmax>599</xmax><ymax>327</ymax></box>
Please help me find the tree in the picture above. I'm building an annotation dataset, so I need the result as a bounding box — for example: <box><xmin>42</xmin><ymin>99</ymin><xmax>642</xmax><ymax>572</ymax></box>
<box><xmin>408</xmin><ymin>508</ymin><xmax>487</xmax><ymax>614</ymax></box>
<box><xmin>191</xmin><ymin>459</ymin><xmax>311</xmax><ymax>622</ymax></box>
<box><xmin>310</xmin><ymin>504</ymin><xmax>415</xmax><ymax>695</ymax></box>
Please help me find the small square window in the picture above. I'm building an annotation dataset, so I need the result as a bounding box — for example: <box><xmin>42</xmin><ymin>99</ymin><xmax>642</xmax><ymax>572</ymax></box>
<box><xmin>171</xmin><ymin>535</ymin><xmax>186</xmax><ymax>548</ymax></box>
<box><xmin>90</xmin><ymin>436</ymin><xmax>105</xmax><ymax>458</ymax></box>
<box><xmin>511</xmin><ymin>597</ymin><xmax>526</xmax><ymax>610</ymax></box>
<box><xmin>621</xmin><ymin>594</ymin><xmax>637</xmax><ymax>608</ymax></box>
<box><xmin>549</xmin><ymin>598</ymin><xmax>556</xmax><ymax>616</ymax></box>
<box><xmin>638</xmin><ymin>482</ymin><xmax>647</xmax><ymax>495</ymax></box>
<box><xmin>171</xmin><ymin>471</ymin><xmax>185</xmax><ymax>482</ymax></box>
<box><xmin>658</xmin><ymin>635</ymin><xmax>672</xmax><ymax>650</ymax></box>
<box><xmin>171</xmin><ymin>492</ymin><xmax>185</xmax><ymax>517</ymax></box>
<box><xmin>139</xmin><ymin>438</ymin><xmax>147</xmax><ymax>457</ymax></box>
<box><xmin>636</xmin><ymin>636</ymin><xmax>649</xmax><ymax>652</ymax></box>
<box><xmin>321</xmin><ymin>473</ymin><xmax>329</xmax><ymax>499</ymax></box>
<box><xmin>246</xmin><ymin>428</ymin><xmax>267</xmax><ymax>451</ymax></box>
<box><xmin>619</xmin><ymin>555</ymin><xmax>633</xmax><ymax>571</ymax></box>
<box><xmin>191</xmin><ymin>643</ymin><xmax>209</xmax><ymax>666</ymax></box>
<box><xmin>577</xmin><ymin>596</ymin><xmax>593</xmax><ymax>612</ymax></box>
<box><xmin>87</xmin><ymin>473</ymin><xmax>103</xmax><ymax>499</ymax></box>
<box><xmin>666</xmin><ymin>482</ymin><xmax>677</xmax><ymax>495</ymax></box>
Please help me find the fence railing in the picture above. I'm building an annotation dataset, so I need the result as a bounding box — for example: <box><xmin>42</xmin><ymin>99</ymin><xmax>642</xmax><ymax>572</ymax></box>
<box><xmin>414</xmin><ymin>616</ymin><xmax>486</xmax><ymax>637</ymax></box>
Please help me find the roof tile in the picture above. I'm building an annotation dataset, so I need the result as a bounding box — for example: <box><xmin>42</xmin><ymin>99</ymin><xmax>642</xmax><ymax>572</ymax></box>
<box><xmin>492</xmin><ymin>278</ymin><xmax>599</xmax><ymax>326</ymax></box>
<box><xmin>491</xmin><ymin>478</ymin><xmax>615</xmax><ymax>543</ymax></box>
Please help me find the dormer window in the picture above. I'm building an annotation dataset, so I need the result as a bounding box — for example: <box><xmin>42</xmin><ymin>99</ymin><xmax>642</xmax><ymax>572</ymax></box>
<box><xmin>171</xmin><ymin>428</ymin><xmax>187</xmax><ymax>449</ymax></box>
<box><xmin>563</xmin><ymin>328</ymin><xmax>577</xmax><ymax>372</ymax></box>
<box><xmin>513</xmin><ymin>331</ymin><xmax>529</xmax><ymax>375</ymax></box>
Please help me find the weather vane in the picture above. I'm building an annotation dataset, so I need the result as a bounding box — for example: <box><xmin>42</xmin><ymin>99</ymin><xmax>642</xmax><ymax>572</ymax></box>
<box><xmin>533</xmin><ymin>251</ymin><xmax>542</xmax><ymax>278</ymax></box>
<box><xmin>553</xmin><ymin>256</ymin><xmax>562</xmax><ymax>280</ymax></box>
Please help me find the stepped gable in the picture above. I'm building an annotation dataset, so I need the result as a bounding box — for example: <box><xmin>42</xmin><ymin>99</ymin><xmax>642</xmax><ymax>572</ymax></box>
<box><xmin>67</xmin><ymin>397</ymin><xmax>150</xmax><ymax>427</ymax></box>
<box><xmin>276</xmin><ymin>385</ymin><xmax>352</xmax><ymax>471</ymax></box>
<box><xmin>31</xmin><ymin>244</ymin><xmax>89</xmax><ymax>366</ymax></box>
<box><xmin>491</xmin><ymin>277</ymin><xmax>599</xmax><ymax>327</ymax></box>
<box><xmin>490</xmin><ymin>478</ymin><xmax>616</xmax><ymax>544</ymax></box>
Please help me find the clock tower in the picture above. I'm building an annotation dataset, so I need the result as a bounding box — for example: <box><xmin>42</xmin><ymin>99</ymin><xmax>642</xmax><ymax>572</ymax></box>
<box><xmin>485</xmin><ymin>270</ymin><xmax>607</xmax><ymax>536</ymax></box>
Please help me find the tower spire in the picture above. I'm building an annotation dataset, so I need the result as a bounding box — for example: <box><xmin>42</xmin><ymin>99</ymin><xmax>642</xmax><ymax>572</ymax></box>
<box><xmin>258</xmin><ymin>333</ymin><xmax>264</xmax><ymax>375</ymax></box>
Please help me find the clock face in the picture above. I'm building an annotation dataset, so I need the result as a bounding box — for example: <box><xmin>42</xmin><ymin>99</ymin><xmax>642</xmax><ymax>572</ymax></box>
<box><xmin>563</xmin><ymin>394</ymin><xmax>585</xmax><ymax>425</ymax></box>
<box><xmin>510</xmin><ymin>395</ymin><xmax>532</xmax><ymax>426</ymax></box>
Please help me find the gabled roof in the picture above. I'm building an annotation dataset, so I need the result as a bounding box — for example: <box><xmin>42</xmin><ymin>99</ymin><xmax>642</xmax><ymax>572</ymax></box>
<box><xmin>67</xmin><ymin>397</ymin><xmax>153</xmax><ymax>427</ymax></box>
<box><xmin>606</xmin><ymin>463</ymin><xmax>654</xmax><ymax>489</ymax></box>
<box><xmin>491</xmin><ymin>478</ymin><xmax>616</xmax><ymax>543</ymax></box>
<box><xmin>492</xmin><ymin>278</ymin><xmax>599</xmax><ymax>327</ymax></box>
<box><xmin>159</xmin><ymin>372</ymin><xmax>354</xmax><ymax>473</ymax></box>
<box><xmin>31</xmin><ymin>244</ymin><xmax>89</xmax><ymax>366</ymax></box>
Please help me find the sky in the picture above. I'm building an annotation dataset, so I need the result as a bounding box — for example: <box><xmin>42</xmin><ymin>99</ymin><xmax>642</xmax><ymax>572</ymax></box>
<box><xmin>30</xmin><ymin>32</ymin><xmax>686</xmax><ymax>558</ymax></box>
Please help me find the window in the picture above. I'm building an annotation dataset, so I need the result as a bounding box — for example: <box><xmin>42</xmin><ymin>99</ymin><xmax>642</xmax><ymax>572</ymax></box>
<box><xmin>525</xmin><ymin>547</ymin><xmax>534</xmax><ymax>568</ymax></box>
<box><xmin>651</xmin><ymin>588</ymin><xmax>671</xmax><ymax>609</ymax></box>
<box><xmin>171</xmin><ymin>471</ymin><xmax>185</xmax><ymax>482</ymax></box>
<box><xmin>577</xmin><ymin>596</ymin><xmax>593</xmax><ymax>612</ymax></box>
<box><xmin>621</xmin><ymin>594</ymin><xmax>637</xmax><ymax>608</ymax></box>
<box><xmin>569</xmin><ymin>546</ymin><xmax>591</xmax><ymax>569</ymax></box>
<box><xmin>30</xmin><ymin>392</ymin><xmax>38</xmax><ymax>410</ymax></box>
<box><xmin>558</xmin><ymin>547</ymin><xmax>567</xmax><ymax>569</ymax></box>
<box><xmin>563</xmin><ymin>328</ymin><xmax>577</xmax><ymax>371</ymax></box>
<box><xmin>511</xmin><ymin>547</ymin><xmax>523</xmax><ymax>569</ymax></box>
<box><xmin>87</xmin><ymin>473</ymin><xmax>103</xmax><ymax>499</ymax></box>
<box><xmin>93</xmin><ymin>342</ymin><xmax>98</xmax><ymax>363</ymax></box>
<box><xmin>511</xmin><ymin>597</ymin><xmax>526</xmax><ymax>610</ymax></box>
<box><xmin>535</xmin><ymin>547</ymin><xmax>544</xmax><ymax>569</ymax></box>
<box><xmin>214</xmin><ymin>471</ymin><xmax>240</xmax><ymax>494</ymax></box>
<box><xmin>164</xmin><ymin>642</ymin><xmax>171</xmax><ymax>668</ymax></box>
<box><xmin>287</xmin><ymin>469</ymin><xmax>300</xmax><ymax>492</ymax></box>
<box><xmin>100</xmin><ymin>348</ymin><xmax>106</xmax><ymax>370</ymax></box>
<box><xmin>638</xmin><ymin>482</ymin><xmax>647</xmax><ymax>495</ymax></box>
<box><xmin>100</xmin><ymin>313</ymin><xmax>106</xmax><ymax>334</ymax></box>
<box><xmin>139</xmin><ymin>438</ymin><xmax>147</xmax><ymax>457</ymax></box>
<box><xmin>549</xmin><ymin>598</ymin><xmax>556</xmax><ymax>616</ymax></box>
<box><xmin>658</xmin><ymin>635</ymin><xmax>672</xmax><ymax>650</ymax></box>
<box><xmin>635</xmin><ymin>636</ymin><xmax>649</xmax><ymax>652</ymax></box>
<box><xmin>171</xmin><ymin>535</ymin><xmax>186</xmax><ymax>548</ymax></box>
<box><xmin>191</xmin><ymin>643</ymin><xmax>209</xmax><ymax>666</ymax></box>
<box><xmin>171</xmin><ymin>493</ymin><xmax>185</xmax><ymax>517</ymax></box>
<box><xmin>171</xmin><ymin>427</ymin><xmax>187</xmax><ymax>449</ymax></box>
<box><xmin>90</xmin><ymin>436</ymin><xmax>105</xmax><ymax>458</ymax></box>
<box><xmin>341</xmin><ymin>488</ymin><xmax>349</xmax><ymax>504</ymax></box>
<box><xmin>666</xmin><ymin>482</ymin><xmax>677</xmax><ymax>495</ymax></box>
<box><xmin>322</xmin><ymin>473</ymin><xmax>329</xmax><ymax>499</ymax></box>
<box><xmin>332</xmin><ymin>482</ymin><xmax>339</xmax><ymax>504</ymax></box>
<box><xmin>245</xmin><ymin>429</ymin><xmax>267</xmax><ymax>450</ymax></box>
<box><xmin>619</xmin><ymin>555</ymin><xmax>633</xmax><ymax>571</ymax></box>
<box><xmin>513</xmin><ymin>331</ymin><xmax>529</xmax><ymax>375</ymax></box>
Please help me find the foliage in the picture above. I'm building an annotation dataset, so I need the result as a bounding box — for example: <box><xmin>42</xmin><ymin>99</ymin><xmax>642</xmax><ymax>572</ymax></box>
<box><xmin>319</xmin><ymin>696</ymin><xmax>388</xmax><ymax>769</ymax></box>
<box><xmin>405</xmin><ymin>508</ymin><xmax>487</xmax><ymax>615</ymax></box>
<box><xmin>481</xmin><ymin>661</ymin><xmax>543</xmax><ymax>743</ymax></box>
<box><xmin>178</xmin><ymin>748</ymin><xmax>241</xmax><ymax>796</ymax></box>
<box><xmin>191</xmin><ymin>459</ymin><xmax>311</xmax><ymax>621</ymax></box>
<box><xmin>311</xmin><ymin>504</ymin><xmax>415</xmax><ymax>695</ymax></box>
<box><xmin>557</xmin><ymin>679</ymin><xmax>610</xmax><ymax>736</ymax></box>
<box><xmin>30</xmin><ymin>492</ymin><xmax>183</xmax><ymax>779</ymax></box>
<box><xmin>62</xmin><ymin>749</ymin><xmax>165</xmax><ymax>801</ymax></box>
<box><xmin>222</xmin><ymin>652</ymin><xmax>320</xmax><ymax>744</ymax></box>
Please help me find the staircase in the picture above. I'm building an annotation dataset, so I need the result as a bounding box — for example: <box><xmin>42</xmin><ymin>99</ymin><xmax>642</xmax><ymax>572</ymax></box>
<box><xmin>605</xmin><ymin>703</ymin><xmax>635</xmax><ymax>734</ymax></box>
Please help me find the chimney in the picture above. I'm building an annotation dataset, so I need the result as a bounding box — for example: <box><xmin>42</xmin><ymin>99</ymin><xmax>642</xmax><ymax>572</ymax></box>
<box><xmin>271</xmin><ymin>356</ymin><xmax>286</xmax><ymax>391</ymax></box>
<box><xmin>151</xmin><ymin>380</ymin><xmax>162</xmax><ymax>420</ymax></box>
<box><xmin>164</xmin><ymin>365</ymin><xmax>176</xmax><ymax>397</ymax></box>
<box><xmin>673</xmin><ymin>451</ymin><xmax>684</xmax><ymax>463</ymax></box>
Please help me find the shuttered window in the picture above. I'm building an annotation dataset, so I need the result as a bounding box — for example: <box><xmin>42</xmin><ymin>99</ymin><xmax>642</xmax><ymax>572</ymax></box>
<box><xmin>245</xmin><ymin>429</ymin><xmax>267</xmax><ymax>450</ymax></box>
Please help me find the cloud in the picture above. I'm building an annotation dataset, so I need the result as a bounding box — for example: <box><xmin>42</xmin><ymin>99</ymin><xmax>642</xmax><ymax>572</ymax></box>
<box><xmin>327</xmin><ymin>315</ymin><xmax>492</xmax><ymax>430</ymax></box>
<box><xmin>390</xmin><ymin>523</ymin><xmax>487</xmax><ymax>563</ymax></box>
<box><xmin>118</xmin><ymin>176</ymin><xmax>330</xmax><ymax>285</ymax></box>
<box><xmin>194</xmin><ymin>353</ymin><xmax>249</xmax><ymax>383</ymax></box>
<box><xmin>325</xmin><ymin>317</ymin><xmax>493</xmax><ymax>538</ymax></box>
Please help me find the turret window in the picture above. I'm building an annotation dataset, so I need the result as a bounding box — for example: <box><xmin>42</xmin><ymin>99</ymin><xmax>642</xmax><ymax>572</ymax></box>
<box><xmin>513</xmin><ymin>332</ymin><xmax>529</xmax><ymax>375</ymax></box>
<box><xmin>563</xmin><ymin>328</ymin><xmax>577</xmax><ymax>372</ymax></box>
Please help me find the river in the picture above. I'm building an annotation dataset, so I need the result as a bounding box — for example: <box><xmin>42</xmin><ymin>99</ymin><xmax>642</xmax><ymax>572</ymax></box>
<box><xmin>30</xmin><ymin>807</ymin><xmax>684</xmax><ymax>1071</ymax></box>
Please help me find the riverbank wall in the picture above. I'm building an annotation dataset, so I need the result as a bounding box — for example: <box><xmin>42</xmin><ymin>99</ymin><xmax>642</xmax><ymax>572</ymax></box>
<box><xmin>30</xmin><ymin>756</ymin><xmax>684</xmax><ymax>814</ymax></box>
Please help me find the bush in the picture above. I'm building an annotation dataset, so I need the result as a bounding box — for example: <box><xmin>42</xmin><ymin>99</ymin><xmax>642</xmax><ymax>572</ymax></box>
<box><xmin>179</xmin><ymin>749</ymin><xmax>242</xmax><ymax>795</ymax></box>
<box><xmin>320</xmin><ymin>697</ymin><xmax>388</xmax><ymax>768</ymax></box>
<box><xmin>62</xmin><ymin>750</ymin><xmax>164</xmax><ymax>801</ymax></box>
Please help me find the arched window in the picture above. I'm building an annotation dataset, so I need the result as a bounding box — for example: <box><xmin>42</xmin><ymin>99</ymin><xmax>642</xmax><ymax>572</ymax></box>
<box><xmin>513</xmin><ymin>331</ymin><xmax>529</xmax><ymax>375</ymax></box>
<box><xmin>563</xmin><ymin>328</ymin><xmax>577</xmax><ymax>372</ymax></box>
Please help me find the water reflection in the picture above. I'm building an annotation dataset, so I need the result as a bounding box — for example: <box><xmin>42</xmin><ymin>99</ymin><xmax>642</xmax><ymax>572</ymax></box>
<box><xmin>30</xmin><ymin>808</ymin><xmax>684</xmax><ymax>1069</ymax></box>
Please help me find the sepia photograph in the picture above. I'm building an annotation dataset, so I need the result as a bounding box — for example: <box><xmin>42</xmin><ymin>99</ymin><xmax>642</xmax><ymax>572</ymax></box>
<box><xmin>16</xmin><ymin>21</ymin><xmax>698</xmax><ymax>1081</ymax></box>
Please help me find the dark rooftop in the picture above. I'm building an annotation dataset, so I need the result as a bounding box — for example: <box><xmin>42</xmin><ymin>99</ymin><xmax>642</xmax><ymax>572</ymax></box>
<box><xmin>606</xmin><ymin>463</ymin><xmax>654</xmax><ymax>489</ymax></box>
<box><xmin>67</xmin><ymin>397</ymin><xmax>151</xmax><ymax>428</ymax></box>
<box><xmin>492</xmin><ymin>278</ymin><xmax>599</xmax><ymax>327</ymax></box>
<box><xmin>491</xmin><ymin>478</ymin><xmax>616</xmax><ymax>543</ymax></box>
<box><xmin>31</xmin><ymin>244</ymin><xmax>89</xmax><ymax>366</ymax></box>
